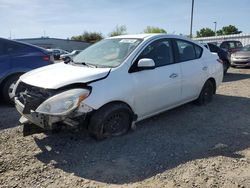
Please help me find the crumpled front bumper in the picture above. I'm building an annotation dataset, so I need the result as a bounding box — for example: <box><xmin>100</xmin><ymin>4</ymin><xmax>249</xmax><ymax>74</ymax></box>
<box><xmin>15</xmin><ymin>98</ymin><xmax>93</xmax><ymax>130</ymax></box>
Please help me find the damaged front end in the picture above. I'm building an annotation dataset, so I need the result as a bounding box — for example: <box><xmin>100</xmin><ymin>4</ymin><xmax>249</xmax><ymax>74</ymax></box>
<box><xmin>14</xmin><ymin>81</ymin><xmax>93</xmax><ymax>136</ymax></box>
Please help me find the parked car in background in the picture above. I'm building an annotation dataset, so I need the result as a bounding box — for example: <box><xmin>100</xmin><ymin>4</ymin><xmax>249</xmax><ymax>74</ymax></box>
<box><xmin>47</xmin><ymin>48</ymin><xmax>68</xmax><ymax>60</ymax></box>
<box><xmin>203</xmin><ymin>43</ymin><xmax>230</xmax><ymax>74</ymax></box>
<box><xmin>14</xmin><ymin>34</ymin><xmax>223</xmax><ymax>138</ymax></box>
<box><xmin>231</xmin><ymin>44</ymin><xmax>250</xmax><ymax>67</ymax></box>
<box><xmin>0</xmin><ymin>38</ymin><xmax>54</xmax><ymax>103</ymax></box>
<box><xmin>60</xmin><ymin>50</ymin><xmax>82</xmax><ymax>62</ymax></box>
<box><xmin>219</xmin><ymin>40</ymin><xmax>243</xmax><ymax>55</ymax></box>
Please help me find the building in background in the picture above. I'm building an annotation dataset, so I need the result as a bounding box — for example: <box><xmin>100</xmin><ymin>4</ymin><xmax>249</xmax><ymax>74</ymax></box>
<box><xmin>194</xmin><ymin>33</ymin><xmax>250</xmax><ymax>46</ymax></box>
<box><xmin>16</xmin><ymin>37</ymin><xmax>91</xmax><ymax>52</ymax></box>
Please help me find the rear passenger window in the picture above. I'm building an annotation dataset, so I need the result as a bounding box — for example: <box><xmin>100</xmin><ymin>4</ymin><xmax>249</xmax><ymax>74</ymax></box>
<box><xmin>195</xmin><ymin>45</ymin><xmax>202</xmax><ymax>58</ymax></box>
<box><xmin>176</xmin><ymin>40</ymin><xmax>202</xmax><ymax>62</ymax></box>
<box><xmin>138</xmin><ymin>39</ymin><xmax>174</xmax><ymax>67</ymax></box>
<box><xmin>236</xmin><ymin>42</ymin><xmax>243</xmax><ymax>48</ymax></box>
<box><xmin>228</xmin><ymin>42</ymin><xmax>235</xmax><ymax>49</ymax></box>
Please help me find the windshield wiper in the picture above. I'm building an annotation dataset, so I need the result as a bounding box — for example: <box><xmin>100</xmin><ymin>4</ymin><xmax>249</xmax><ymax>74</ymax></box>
<box><xmin>80</xmin><ymin>62</ymin><xmax>98</xmax><ymax>68</ymax></box>
<box><xmin>70</xmin><ymin>60</ymin><xmax>97</xmax><ymax>68</ymax></box>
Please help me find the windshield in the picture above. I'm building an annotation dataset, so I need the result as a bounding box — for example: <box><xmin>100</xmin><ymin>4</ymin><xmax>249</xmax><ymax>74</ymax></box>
<box><xmin>73</xmin><ymin>38</ymin><xmax>142</xmax><ymax>67</ymax></box>
<box><xmin>241</xmin><ymin>45</ymin><xmax>250</xmax><ymax>51</ymax></box>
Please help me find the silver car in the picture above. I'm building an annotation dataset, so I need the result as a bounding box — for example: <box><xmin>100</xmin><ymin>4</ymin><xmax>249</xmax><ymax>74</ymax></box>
<box><xmin>231</xmin><ymin>44</ymin><xmax>250</xmax><ymax>67</ymax></box>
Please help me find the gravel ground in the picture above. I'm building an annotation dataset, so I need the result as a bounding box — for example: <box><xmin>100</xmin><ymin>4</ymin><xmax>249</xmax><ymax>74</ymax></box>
<box><xmin>0</xmin><ymin>67</ymin><xmax>250</xmax><ymax>188</ymax></box>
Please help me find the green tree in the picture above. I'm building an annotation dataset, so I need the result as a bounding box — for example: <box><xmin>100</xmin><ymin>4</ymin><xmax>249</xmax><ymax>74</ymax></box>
<box><xmin>71</xmin><ymin>31</ymin><xmax>103</xmax><ymax>43</ymax></box>
<box><xmin>196</xmin><ymin>28</ymin><xmax>215</xmax><ymax>37</ymax></box>
<box><xmin>109</xmin><ymin>25</ymin><xmax>127</xmax><ymax>37</ymax></box>
<box><xmin>143</xmin><ymin>26</ymin><xmax>167</xmax><ymax>33</ymax></box>
<box><xmin>216</xmin><ymin>25</ymin><xmax>242</xmax><ymax>35</ymax></box>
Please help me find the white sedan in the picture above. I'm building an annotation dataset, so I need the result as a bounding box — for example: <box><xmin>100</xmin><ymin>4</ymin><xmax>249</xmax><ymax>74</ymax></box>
<box><xmin>14</xmin><ymin>34</ymin><xmax>223</xmax><ymax>139</ymax></box>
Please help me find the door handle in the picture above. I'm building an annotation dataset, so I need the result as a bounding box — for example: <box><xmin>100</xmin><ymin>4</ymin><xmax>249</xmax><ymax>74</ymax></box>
<box><xmin>202</xmin><ymin>66</ymin><xmax>208</xmax><ymax>71</ymax></box>
<box><xmin>169</xmin><ymin>73</ymin><xmax>178</xmax><ymax>79</ymax></box>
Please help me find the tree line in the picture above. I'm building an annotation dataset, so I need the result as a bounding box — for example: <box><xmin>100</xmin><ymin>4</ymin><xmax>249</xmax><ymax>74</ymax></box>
<box><xmin>196</xmin><ymin>25</ymin><xmax>242</xmax><ymax>38</ymax></box>
<box><xmin>71</xmin><ymin>25</ymin><xmax>167</xmax><ymax>43</ymax></box>
<box><xmin>71</xmin><ymin>25</ymin><xmax>241</xmax><ymax>43</ymax></box>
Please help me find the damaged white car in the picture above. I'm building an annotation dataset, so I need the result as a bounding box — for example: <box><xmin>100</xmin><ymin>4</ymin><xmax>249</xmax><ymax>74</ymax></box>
<box><xmin>14</xmin><ymin>34</ymin><xmax>223</xmax><ymax>139</ymax></box>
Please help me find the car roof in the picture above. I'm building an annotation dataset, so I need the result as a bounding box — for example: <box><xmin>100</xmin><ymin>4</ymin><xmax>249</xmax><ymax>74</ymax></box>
<box><xmin>108</xmin><ymin>33</ymin><xmax>190</xmax><ymax>40</ymax></box>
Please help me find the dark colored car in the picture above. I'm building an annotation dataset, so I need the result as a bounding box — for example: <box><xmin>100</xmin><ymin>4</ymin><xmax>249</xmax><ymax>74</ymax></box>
<box><xmin>219</xmin><ymin>40</ymin><xmax>243</xmax><ymax>54</ymax></box>
<box><xmin>204</xmin><ymin>43</ymin><xmax>230</xmax><ymax>74</ymax></box>
<box><xmin>0</xmin><ymin>38</ymin><xmax>54</xmax><ymax>103</ymax></box>
<box><xmin>60</xmin><ymin>50</ymin><xmax>82</xmax><ymax>62</ymax></box>
<box><xmin>47</xmin><ymin>48</ymin><xmax>68</xmax><ymax>60</ymax></box>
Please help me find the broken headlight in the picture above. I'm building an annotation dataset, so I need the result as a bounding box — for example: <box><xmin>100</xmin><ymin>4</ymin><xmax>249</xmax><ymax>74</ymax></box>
<box><xmin>36</xmin><ymin>89</ymin><xmax>90</xmax><ymax>116</ymax></box>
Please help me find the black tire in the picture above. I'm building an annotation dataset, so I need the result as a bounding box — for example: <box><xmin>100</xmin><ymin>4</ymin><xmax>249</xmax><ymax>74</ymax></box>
<box><xmin>65</xmin><ymin>57</ymin><xmax>71</xmax><ymax>62</ymax></box>
<box><xmin>195</xmin><ymin>80</ymin><xmax>214</xmax><ymax>105</ymax></box>
<box><xmin>88</xmin><ymin>103</ymin><xmax>133</xmax><ymax>140</ymax></box>
<box><xmin>2</xmin><ymin>75</ymin><xmax>20</xmax><ymax>104</ymax></box>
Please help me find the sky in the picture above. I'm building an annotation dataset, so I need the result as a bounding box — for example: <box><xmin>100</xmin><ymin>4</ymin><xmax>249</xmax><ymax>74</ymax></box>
<box><xmin>0</xmin><ymin>0</ymin><xmax>249</xmax><ymax>39</ymax></box>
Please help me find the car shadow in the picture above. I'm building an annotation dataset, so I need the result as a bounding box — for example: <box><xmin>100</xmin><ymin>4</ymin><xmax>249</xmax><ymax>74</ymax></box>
<box><xmin>223</xmin><ymin>68</ymin><xmax>250</xmax><ymax>82</ymax></box>
<box><xmin>34</xmin><ymin>94</ymin><xmax>250</xmax><ymax>184</ymax></box>
<box><xmin>0</xmin><ymin>100</ymin><xmax>19</xmax><ymax>130</ymax></box>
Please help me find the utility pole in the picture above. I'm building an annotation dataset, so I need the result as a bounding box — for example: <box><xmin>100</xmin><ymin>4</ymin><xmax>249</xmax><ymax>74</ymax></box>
<box><xmin>214</xmin><ymin>21</ymin><xmax>217</xmax><ymax>36</ymax></box>
<box><xmin>9</xmin><ymin>30</ymin><xmax>12</xmax><ymax>39</ymax></box>
<box><xmin>190</xmin><ymin>0</ymin><xmax>194</xmax><ymax>38</ymax></box>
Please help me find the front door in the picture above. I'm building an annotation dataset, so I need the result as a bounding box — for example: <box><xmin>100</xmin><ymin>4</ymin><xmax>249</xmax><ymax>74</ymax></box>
<box><xmin>130</xmin><ymin>38</ymin><xmax>182</xmax><ymax>118</ymax></box>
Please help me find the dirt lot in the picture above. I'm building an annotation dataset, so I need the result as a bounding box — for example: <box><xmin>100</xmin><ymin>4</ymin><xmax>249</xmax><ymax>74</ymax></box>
<box><xmin>0</xmin><ymin>68</ymin><xmax>250</xmax><ymax>188</ymax></box>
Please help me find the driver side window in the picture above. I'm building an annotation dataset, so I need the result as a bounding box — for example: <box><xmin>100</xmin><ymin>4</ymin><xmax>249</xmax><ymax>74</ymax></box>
<box><xmin>137</xmin><ymin>39</ymin><xmax>174</xmax><ymax>67</ymax></box>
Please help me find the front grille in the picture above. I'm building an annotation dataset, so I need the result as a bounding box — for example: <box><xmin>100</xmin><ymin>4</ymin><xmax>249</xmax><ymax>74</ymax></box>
<box><xmin>16</xmin><ymin>82</ymin><xmax>56</xmax><ymax>113</ymax></box>
<box><xmin>235</xmin><ymin>57</ymin><xmax>249</xmax><ymax>60</ymax></box>
<box><xmin>233</xmin><ymin>61</ymin><xmax>248</xmax><ymax>65</ymax></box>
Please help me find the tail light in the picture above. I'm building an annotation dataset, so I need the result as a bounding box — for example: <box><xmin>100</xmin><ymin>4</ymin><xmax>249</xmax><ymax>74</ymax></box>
<box><xmin>217</xmin><ymin>59</ymin><xmax>224</xmax><ymax>64</ymax></box>
<box><xmin>43</xmin><ymin>55</ymin><xmax>54</xmax><ymax>63</ymax></box>
<box><xmin>43</xmin><ymin>56</ymin><xmax>50</xmax><ymax>61</ymax></box>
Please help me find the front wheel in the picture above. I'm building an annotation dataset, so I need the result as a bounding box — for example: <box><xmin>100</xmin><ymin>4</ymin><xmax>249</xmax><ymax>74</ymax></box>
<box><xmin>88</xmin><ymin>103</ymin><xmax>133</xmax><ymax>140</ymax></box>
<box><xmin>195</xmin><ymin>80</ymin><xmax>214</xmax><ymax>105</ymax></box>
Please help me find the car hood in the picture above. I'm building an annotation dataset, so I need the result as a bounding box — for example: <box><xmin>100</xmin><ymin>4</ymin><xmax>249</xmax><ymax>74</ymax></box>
<box><xmin>20</xmin><ymin>63</ymin><xmax>111</xmax><ymax>89</ymax></box>
<box><xmin>233</xmin><ymin>51</ymin><xmax>250</xmax><ymax>57</ymax></box>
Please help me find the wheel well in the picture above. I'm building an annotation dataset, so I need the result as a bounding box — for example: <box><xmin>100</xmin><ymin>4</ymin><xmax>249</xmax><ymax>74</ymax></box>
<box><xmin>0</xmin><ymin>73</ymin><xmax>23</xmax><ymax>89</ymax></box>
<box><xmin>207</xmin><ymin>77</ymin><xmax>216</xmax><ymax>94</ymax></box>
<box><xmin>98</xmin><ymin>101</ymin><xmax>137</xmax><ymax>121</ymax></box>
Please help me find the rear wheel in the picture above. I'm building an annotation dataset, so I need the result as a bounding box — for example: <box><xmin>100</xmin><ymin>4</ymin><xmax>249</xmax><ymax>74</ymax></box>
<box><xmin>2</xmin><ymin>75</ymin><xmax>20</xmax><ymax>104</ymax></box>
<box><xmin>88</xmin><ymin>103</ymin><xmax>133</xmax><ymax>140</ymax></box>
<box><xmin>195</xmin><ymin>80</ymin><xmax>214</xmax><ymax>105</ymax></box>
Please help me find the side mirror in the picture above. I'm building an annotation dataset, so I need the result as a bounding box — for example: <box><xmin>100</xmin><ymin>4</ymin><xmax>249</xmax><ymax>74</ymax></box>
<box><xmin>137</xmin><ymin>58</ymin><xmax>155</xmax><ymax>70</ymax></box>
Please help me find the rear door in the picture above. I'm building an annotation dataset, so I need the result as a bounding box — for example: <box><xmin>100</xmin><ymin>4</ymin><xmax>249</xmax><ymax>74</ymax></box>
<box><xmin>130</xmin><ymin>38</ymin><xmax>181</xmax><ymax>117</ymax></box>
<box><xmin>6</xmin><ymin>42</ymin><xmax>29</xmax><ymax>69</ymax></box>
<box><xmin>0</xmin><ymin>40</ymin><xmax>10</xmax><ymax>78</ymax></box>
<box><xmin>8</xmin><ymin>42</ymin><xmax>50</xmax><ymax>70</ymax></box>
<box><xmin>173</xmin><ymin>39</ymin><xmax>207</xmax><ymax>102</ymax></box>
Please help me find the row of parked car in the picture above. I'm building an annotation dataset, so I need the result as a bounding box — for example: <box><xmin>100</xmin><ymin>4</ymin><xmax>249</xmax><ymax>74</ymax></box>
<box><xmin>202</xmin><ymin>40</ymin><xmax>250</xmax><ymax>73</ymax></box>
<box><xmin>47</xmin><ymin>48</ymin><xmax>82</xmax><ymax>61</ymax></box>
<box><xmin>0</xmin><ymin>38</ymin><xmax>82</xmax><ymax>103</ymax></box>
<box><xmin>0</xmin><ymin>35</ymin><xmax>250</xmax><ymax>138</ymax></box>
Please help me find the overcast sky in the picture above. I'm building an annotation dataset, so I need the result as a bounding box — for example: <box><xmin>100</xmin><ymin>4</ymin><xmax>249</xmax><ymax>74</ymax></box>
<box><xmin>0</xmin><ymin>0</ymin><xmax>249</xmax><ymax>39</ymax></box>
